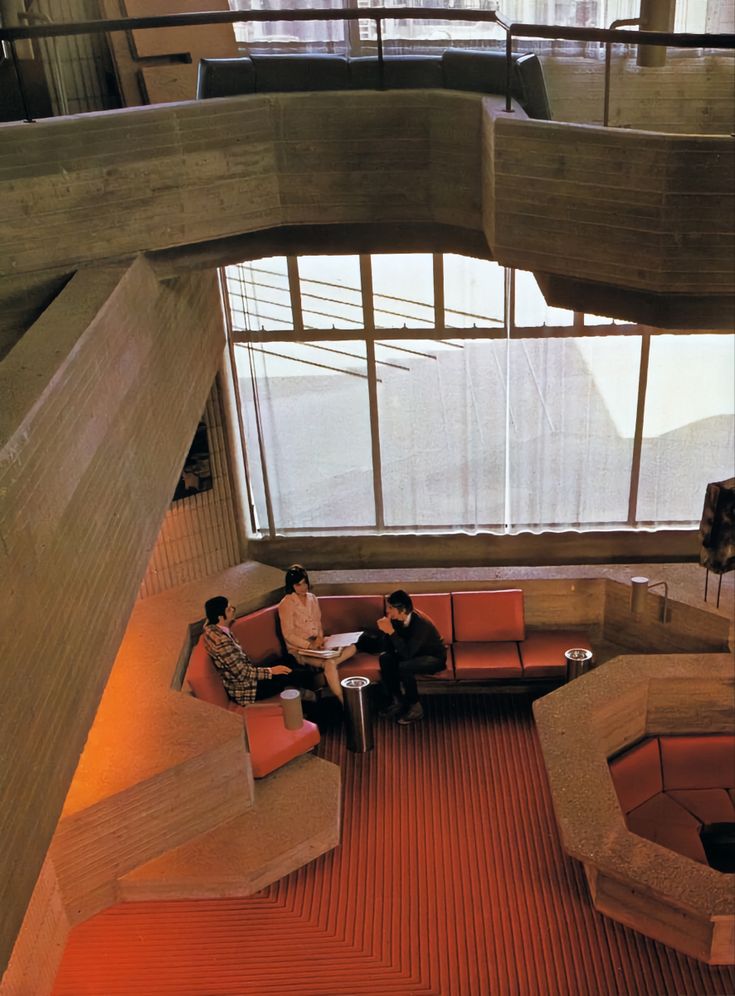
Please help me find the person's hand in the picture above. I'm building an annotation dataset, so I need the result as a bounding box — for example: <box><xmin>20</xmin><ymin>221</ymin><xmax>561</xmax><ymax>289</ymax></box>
<box><xmin>271</xmin><ymin>664</ymin><xmax>292</xmax><ymax>675</ymax></box>
<box><xmin>376</xmin><ymin>616</ymin><xmax>393</xmax><ymax>635</ymax></box>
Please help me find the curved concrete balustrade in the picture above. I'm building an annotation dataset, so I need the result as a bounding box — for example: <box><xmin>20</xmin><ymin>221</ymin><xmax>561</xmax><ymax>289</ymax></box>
<box><xmin>485</xmin><ymin>106</ymin><xmax>735</xmax><ymax>327</ymax></box>
<box><xmin>534</xmin><ymin>654</ymin><xmax>735</xmax><ymax>964</ymax></box>
<box><xmin>1</xmin><ymin>88</ymin><xmax>732</xmax><ymax>354</ymax></box>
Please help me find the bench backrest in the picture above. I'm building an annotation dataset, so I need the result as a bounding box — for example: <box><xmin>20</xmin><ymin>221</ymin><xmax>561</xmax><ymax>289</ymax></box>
<box><xmin>409</xmin><ymin>593</ymin><xmax>453</xmax><ymax>646</ymax></box>
<box><xmin>197</xmin><ymin>50</ymin><xmax>551</xmax><ymax>120</ymax></box>
<box><xmin>608</xmin><ymin>737</ymin><xmax>663</xmax><ymax>813</ymax></box>
<box><xmin>231</xmin><ymin>605</ymin><xmax>283</xmax><ymax>667</ymax></box>
<box><xmin>186</xmin><ymin>636</ymin><xmax>243</xmax><ymax>714</ymax></box>
<box><xmin>660</xmin><ymin>734</ymin><xmax>735</xmax><ymax>790</ymax></box>
<box><xmin>318</xmin><ymin>594</ymin><xmax>385</xmax><ymax>634</ymax></box>
<box><xmin>609</xmin><ymin>733</ymin><xmax>735</xmax><ymax>817</ymax></box>
<box><xmin>452</xmin><ymin>589</ymin><xmax>526</xmax><ymax>642</ymax></box>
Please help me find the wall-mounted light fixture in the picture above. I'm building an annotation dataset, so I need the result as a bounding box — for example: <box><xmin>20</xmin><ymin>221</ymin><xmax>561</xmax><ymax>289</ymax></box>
<box><xmin>631</xmin><ymin>576</ymin><xmax>669</xmax><ymax>622</ymax></box>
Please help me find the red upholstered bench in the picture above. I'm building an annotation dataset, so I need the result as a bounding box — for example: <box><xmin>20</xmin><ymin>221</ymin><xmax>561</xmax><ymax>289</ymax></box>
<box><xmin>609</xmin><ymin>734</ymin><xmax>735</xmax><ymax>866</ymax></box>
<box><xmin>519</xmin><ymin>629</ymin><xmax>593</xmax><ymax>679</ymax></box>
<box><xmin>231</xmin><ymin>605</ymin><xmax>285</xmax><ymax>667</ymax></box>
<box><xmin>318</xmin><ymin>593</ymin><xmax>454</xmax><ymax>683</ymax></box>
<box><xmin>186</xmin><ymin>588</ymin><xmax>594</xmax><ymax>715</ymax></box>
<box><xmin>451</xmin><ymin>590</ymin><xmax>525</xmax><ymax>680</ymax></box>
<box><xmin>185</xmin><ymin>628</ymin><xmax>320</xmax><ymax>778</ymax></box>
<box><xmin>661</xmin><ymin>734</ymin><xmax>735</xmax><ymax>827</ymax></box>
<box><xmin>318</xmin><ymin>594</ymin><xmax>384</xmax><ymax>681</ymax></box>
<box><xmin>408</xmin><ymin>593</ymin><xmax>455</xmax><ymax>681</ymax></box>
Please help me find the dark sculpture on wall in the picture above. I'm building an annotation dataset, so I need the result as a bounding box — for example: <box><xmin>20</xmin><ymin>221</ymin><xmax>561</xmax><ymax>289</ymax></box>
<box><xmin>172</xmin><ymin>421</ymin><xmax>213</xmax><ymax>502</ymax></box>
<box><xmin>699</xmin><ymin>477</ymin><xmax>735</xmax><ymax>605</ymax></box>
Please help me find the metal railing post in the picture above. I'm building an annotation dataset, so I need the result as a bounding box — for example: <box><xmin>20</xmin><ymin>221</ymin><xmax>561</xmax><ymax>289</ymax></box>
<box><xmin>603</xmin><ymin>41</ymin><xmax>612</xmax><ymax>126</ymax></box>
<box><xmin>505</xmin><ymin>26</ymin><xmax>513</xmax><ymax>113</ymax></box>
<box><xmin>375</xmin><ymin>17</ymin><xmax>384</xmax><ymax>89</ymax></box>
<box><xmin>9</xmin><ymin>39</ymin><xmax>34</xmax><ymax>122</ymax></box>
<box><xmin>604</xmin><ymin>18</ymin><xmax>640</xmax><ymax>127</ymax></box>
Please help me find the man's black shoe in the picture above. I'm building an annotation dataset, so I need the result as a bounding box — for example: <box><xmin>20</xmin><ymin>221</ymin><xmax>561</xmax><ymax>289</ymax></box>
<box><xmin>378</xmin><ymin>699</ymin><xmax>403</xmax><ymax>719</ymax></box>
<box><xmin>397</xmin><ymin>703</ymin><xmax>424</xmax><ymax>725</ymax></box>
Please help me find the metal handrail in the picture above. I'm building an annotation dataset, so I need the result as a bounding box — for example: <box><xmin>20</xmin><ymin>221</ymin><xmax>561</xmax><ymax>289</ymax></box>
<box><xmin>1</xmin><ymin>8</ymin><xmax>733</xmax><ymax>125</ymax></box>
<box><xmin>0</xmin><ymin>8</ymin><xmax>731</xmax><ymax>47</ymax></box>
<box><xmin>4</xmin><ymin>8</ymin><xmax>506</xmax><ymax>40</ymax></box>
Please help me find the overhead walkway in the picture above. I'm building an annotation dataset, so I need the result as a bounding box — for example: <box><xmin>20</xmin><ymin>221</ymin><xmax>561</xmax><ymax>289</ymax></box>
<box><xmin>0</xmin><ymin>85</ymin><xmax>732</xmax><ymax>359</ymax></box>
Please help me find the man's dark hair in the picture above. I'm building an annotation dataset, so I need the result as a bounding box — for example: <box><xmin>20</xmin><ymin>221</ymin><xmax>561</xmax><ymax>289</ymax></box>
<box><xmin>284</xmin><ymin>564</ymin><xmax>310</xmax><ymax>594</ymax></box>
<box><xmin>386</xmin><ymin>589</ymin><xmax>413</xmax><ymax>614</ymax></box>
<box><xmin>205</xmin><ymin>595</ymin><xmax>228</xmax><ymax>625</ymax></box>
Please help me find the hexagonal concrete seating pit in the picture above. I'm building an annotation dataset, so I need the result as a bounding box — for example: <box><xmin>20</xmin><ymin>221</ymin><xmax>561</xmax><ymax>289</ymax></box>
<box><xmin>609</xmin><ymin>734</ymin><xmax>735</xmax><ymax>866</ymax></box>
<box><xmin>533</xmin><ymin>654</ymin><xmax>735</xmax><ymax>965</ymax></box>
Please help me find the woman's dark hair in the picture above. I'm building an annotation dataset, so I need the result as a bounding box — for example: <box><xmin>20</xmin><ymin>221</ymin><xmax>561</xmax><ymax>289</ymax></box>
<box><xmin>284</xmin><ymin>564</ymin><xmax>310</xmax><ymax>594</ymax></box>
<box><xmin>204</xmin><ymin>595</ymin><xmax>228</xmax><ymax>625</ymax></box>
<box><xmin>386</xmin><ymin>589</ymin><xmax>413</xmax><ymax>614</ymax></box>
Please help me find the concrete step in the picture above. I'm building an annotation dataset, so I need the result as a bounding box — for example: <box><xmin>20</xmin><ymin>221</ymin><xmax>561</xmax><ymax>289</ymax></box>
<box><xmin>118</xmin><ymin>754</ymin><xmax>340</xmax><ymax>901</ymax></box>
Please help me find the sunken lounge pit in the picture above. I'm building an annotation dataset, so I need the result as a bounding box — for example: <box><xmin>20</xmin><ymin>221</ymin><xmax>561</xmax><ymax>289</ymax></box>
<box><xmin>534</xmin><ymin>653</ymin><xmax>735</xmax><ymax>965</ymax></box>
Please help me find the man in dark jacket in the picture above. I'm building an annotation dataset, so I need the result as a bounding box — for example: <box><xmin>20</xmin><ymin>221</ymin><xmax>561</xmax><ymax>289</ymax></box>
<box><xmin>377</xmin><ymin>589</ymin><xmax>446</xmax><ymax>725</ymax></box>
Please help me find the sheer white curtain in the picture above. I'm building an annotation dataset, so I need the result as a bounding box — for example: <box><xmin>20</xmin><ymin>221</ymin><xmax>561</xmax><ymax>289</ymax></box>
<box><xmin>507</xmin><ymin>335</ymin><xmax>641</xmax><ymax>530</ymax></box>
<box><xmin>229</xmin><ymin>0</ymin><xmax>349</xmax><ymax>50</ymax></box>
<box><xmin>234</xmin><ymin>340</ymin><xmax>375</xmax><ymax>532</ymax></box>
<box><xmin>375</xmin><ymin>336</ymin><xmax>507</xmax><ymax>529</ymax></box>
<box><xmin>226</xmin><ymin>256</ymin><xmax>733</xmax><ymax>535</ymax></box>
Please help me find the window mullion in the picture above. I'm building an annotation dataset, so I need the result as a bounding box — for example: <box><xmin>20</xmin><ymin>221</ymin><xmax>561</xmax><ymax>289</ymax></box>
<box><xmin>627</xmin><ymin>331</ymin><xmax>650</xmax><ymax>526</ymax></box>
<box><xmin>360</xmin><ymin>254</ymin><xmax>385</xmax><ymax>530</ymax></box>
<box><xmin>504</xmin><ymin>267</ymin><xmax>515</xmax><ymax>533</ymax></box>
<box><xmin>287</xmin><ymin>256</ymin><xmax>304</xmax><ymax>334</ymax></box>
<box><xmin>433</xmin><ymin>253</ymin><xmax>445</xmax><ymax>334</ymax></box>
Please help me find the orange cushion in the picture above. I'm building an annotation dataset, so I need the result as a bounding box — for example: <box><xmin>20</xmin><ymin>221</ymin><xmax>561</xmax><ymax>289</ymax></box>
<box><xmin>318</xmin><ymin>595</ymin><xmax>384</xmax><ymax>634</ymax></box>
<box><xmin>609</xmin><ymin>738</ymin><xmax>662</xmax><ymax>814</ymax></box>
<box><xmin>244</xmin><ymin>709</ymin><xmax>320</xmax><ymax>778</ymax></box>
<box><xmin>186</xmin><ymin>636</ymin><xmax>244</xmax><ymax>713</ymax></box>
<box><xmin>626</xmin><ymin>792</ymin><xmax>707</xmax><ymax>863</ymax></box>
<box><xmin>452</xmin><ymin>590</ymin><xmax>525</xmax><ymax>642</ymax></box>
<box><xmin>336</xmin><ymin>650</ymin><xmax>454</xmax><ymax>683</ymax></box>
<box><xmin>231</xmin><ymin>606</ymin><xmax>283</xmax><ymax>667</ymax></box>
<box><xmin>519</xmin><ymin>630</ymin><xmax>592</xmax><ymax>678</ymax></box>
<box><xmin>668</xmin><ymin>789</ymin><xmax>735</xmax><ymax>825</ymax></box>
<box><xmin>408</xmin><ymin>593</ymin><xmax>453</xmax><ymax>645</ymax></box>
<box><xmin>660</xmin><ymin>734</ymin><xmax>735</xmax><ymax>790</ymax></box>
<box><xmin>453</xmin><ymin>642</ymin><xmax>522</xmax><ymax>680</ymax></box>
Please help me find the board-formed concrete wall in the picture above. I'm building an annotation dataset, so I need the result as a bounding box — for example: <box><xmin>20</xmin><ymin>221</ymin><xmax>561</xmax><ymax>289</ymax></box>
<box><xmin>0</xmin><ymin>257</ymin><xmax>224</xmax><ymax>981</ymax></box>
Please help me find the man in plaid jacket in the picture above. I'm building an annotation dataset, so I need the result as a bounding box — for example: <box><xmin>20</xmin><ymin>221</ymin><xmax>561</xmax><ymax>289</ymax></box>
<box><xmin>203</xmin><ymin>595</ymin><xmax>296</xmax><ymax>705</ymax></box>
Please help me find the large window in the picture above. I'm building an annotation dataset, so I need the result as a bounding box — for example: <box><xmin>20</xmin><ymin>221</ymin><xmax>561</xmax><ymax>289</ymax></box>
<box><xmin>228</xmin><ymin>1</ymin><xmax>731</xmax><ymax>53</ymax></box>
<box><xmin>225</xmin><ymin>254</ymin><xmax>734</xmax><ymax>535</ymax></box>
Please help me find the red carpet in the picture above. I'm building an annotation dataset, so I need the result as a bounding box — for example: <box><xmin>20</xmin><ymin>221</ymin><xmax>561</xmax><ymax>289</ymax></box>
<box><xmin>53</xmin><ymin>696</ymin><xmax>735</xmax><ymax>995</ymax></box>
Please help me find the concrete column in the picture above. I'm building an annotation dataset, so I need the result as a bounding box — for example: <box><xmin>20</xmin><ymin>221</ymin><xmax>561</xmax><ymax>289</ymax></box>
<box><xmin>637</xmin><ymin>0</ymin><xmax>675</xmax><ymax>67</ymax></box>
<box><xmin>0</xmin><ymin>0</ymin><xmax>33</xmax><ymax>58</ymax></box>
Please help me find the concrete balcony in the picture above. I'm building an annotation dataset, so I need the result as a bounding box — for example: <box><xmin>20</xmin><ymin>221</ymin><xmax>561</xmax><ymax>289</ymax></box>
<box><xmin>1</xmin><ymin>88</ymin><xmax>732</xmax><ymax>360</ymax></box>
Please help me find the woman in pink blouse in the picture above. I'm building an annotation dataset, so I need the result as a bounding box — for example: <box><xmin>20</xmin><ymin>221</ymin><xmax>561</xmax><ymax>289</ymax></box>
<box><xmin>278</xmin><ymin>565</ymin><xmax>356</xmax><ymax>703</ymax></box>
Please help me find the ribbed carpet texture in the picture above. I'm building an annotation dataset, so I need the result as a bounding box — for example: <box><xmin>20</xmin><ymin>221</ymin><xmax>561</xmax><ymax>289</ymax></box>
<box><xmin>53</xmin><ymin>696</ymin><xmax>735</xmax><ymax>995</ymax></box>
